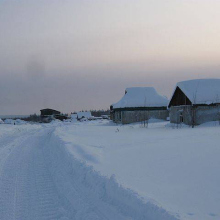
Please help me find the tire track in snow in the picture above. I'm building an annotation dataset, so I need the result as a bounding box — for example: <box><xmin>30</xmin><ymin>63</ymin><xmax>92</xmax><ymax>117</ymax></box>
<box><xmin>0</xmin><ymin>128</ymin><xmax>68</xmax><ymax>220</ymax></box>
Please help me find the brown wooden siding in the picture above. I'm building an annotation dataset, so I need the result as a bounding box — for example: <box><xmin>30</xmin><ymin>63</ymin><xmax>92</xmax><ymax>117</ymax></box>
<box><xmin>168</xmin><ymin>87</ymin><xmax>191</xmax><ymax>107</ymax></box>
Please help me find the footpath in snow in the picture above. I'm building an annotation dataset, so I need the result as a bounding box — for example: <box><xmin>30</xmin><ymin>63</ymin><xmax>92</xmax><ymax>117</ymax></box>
<box><xmin>0</xmin><ymin>123</ymin><xmax>176</xmax><ymax>220</ymax></box>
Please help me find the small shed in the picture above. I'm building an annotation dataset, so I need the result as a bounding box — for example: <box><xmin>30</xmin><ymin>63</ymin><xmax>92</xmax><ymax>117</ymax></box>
<box><xmin>168</xmin><ymin>79</ymin><xmax>220</xmax><ymax>125</ymax></box>
<box><xmin>111</xmin><ymin>87</ymin><xmax>169</xmax><ymax>124</ymax></box>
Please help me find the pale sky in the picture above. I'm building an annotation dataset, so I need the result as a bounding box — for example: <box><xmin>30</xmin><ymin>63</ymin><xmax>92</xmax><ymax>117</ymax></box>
<box><xmin>0</xmin><ymin>0</ymin><xmax>220</xmax><ymax>115</ymax></box>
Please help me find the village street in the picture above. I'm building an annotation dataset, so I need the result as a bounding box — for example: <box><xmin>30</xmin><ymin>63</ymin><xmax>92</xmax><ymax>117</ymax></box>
<box><xmin>1</xmin><ymin>1</ymin><xmax>220</xmax><ymax>219</ymax></box>
<box><xmin>0</xmin><ymin>123</ymin><xmax>176</xmax><ymax>220</ymax></box>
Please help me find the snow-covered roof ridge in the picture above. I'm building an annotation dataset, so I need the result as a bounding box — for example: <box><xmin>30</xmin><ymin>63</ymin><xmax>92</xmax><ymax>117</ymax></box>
<box><xmin>113</xmin><ymin>87</ymin><xmax>168</xmax><ymax>109</ymax></box>
<box><xmin>171</xmin><ymin>78</ymin><xmax>220</xmax><ymax>105</ymax></box>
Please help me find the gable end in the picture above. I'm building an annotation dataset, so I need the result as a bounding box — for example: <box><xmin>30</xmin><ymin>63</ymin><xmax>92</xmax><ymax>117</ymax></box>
<box><xmin>168</xmin><ymin>87</ymin><xmax>192</xmax><ymax>107</ymax></box>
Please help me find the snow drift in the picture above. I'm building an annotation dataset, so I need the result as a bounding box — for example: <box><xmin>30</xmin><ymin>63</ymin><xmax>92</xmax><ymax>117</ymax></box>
<box><xmin>45</xmin><ymin>129</ymin><xmax>177</xmax><ymax>220</ymax></box>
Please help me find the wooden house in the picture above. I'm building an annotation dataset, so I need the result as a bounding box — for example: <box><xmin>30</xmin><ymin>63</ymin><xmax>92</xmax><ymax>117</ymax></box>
<box><xmin>168</xmin><ymin>79</ymin><xmax>220</xmax><ymax>126</ymax></box>
<box><xmin>111</xmin><ymin>87</ymin><xmax>169</xmax><ymax>124</ymax></box>
<box><xmin>40</xmin><ymin>108</ymin><xmax>61</xmax><ymax>116</ymax></box>
<box><xmin>40</xmin><ymin>108</ymin><xmax>68</xmax><ymax>122</ymax></box>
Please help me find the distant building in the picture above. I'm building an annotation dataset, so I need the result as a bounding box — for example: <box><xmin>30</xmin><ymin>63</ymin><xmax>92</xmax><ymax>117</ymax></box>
<box><xmin>71</xmin><ymin>113</ymin><xmax>78</xmax><ymax>120</ymax></box>
<box><xmin>76</xmin><ymin>111</ymin><xmax>92</xmax><ymax>120</ymax></box>
<box><xmin>111</xmin><ymin>87</ymin><xmax>169</xmax><ymax>124</ymax></box>
<box><xmin>168</xmin><ymin>79</ymin><xmax>220</xmax><ymax>126</ymax></box>
<box><xmin>40</xmin><ymin>108</ymin><xmax>68</xmax><ymax>122</ymax></box>
<box><xmin>40</xmin><ymin>108</ymin><xmax>61</xmax><ymax>116</ymax></box>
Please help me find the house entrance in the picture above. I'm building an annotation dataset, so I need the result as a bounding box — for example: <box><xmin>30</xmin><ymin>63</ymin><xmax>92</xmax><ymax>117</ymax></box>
<box><xmin>179</xmin><ymin>111</ymin><xmax>183</xmax><ymax>123</ymax></box>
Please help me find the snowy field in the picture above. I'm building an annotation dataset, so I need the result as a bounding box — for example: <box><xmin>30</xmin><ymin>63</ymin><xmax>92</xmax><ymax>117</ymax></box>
<box><xmin>56</xmin><ymin>120</ymin><xmax>220</xmax><ymax>220</ymax></box>
<box><xmin>0</xmin><ymin>120</ymin><xmax>219</xmax><ymax>220</ymax></box>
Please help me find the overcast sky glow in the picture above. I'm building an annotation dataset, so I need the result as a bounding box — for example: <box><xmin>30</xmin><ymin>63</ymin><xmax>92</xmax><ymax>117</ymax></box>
<box><xmin>0</xmin><ymin>0</ymin><xmax>220</xmax><ymax>115</ymax></box>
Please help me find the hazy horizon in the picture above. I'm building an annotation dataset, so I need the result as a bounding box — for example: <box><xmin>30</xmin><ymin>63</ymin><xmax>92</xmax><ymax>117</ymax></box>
<box><xmin>1</xmin><ymin>0</ymin><xmax>220</xmax><ymax>115</ymax></box>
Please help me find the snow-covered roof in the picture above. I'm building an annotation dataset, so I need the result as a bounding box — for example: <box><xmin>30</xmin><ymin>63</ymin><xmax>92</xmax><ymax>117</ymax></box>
<box><xmin>170</xmin><ymin>79</ymin><xmax>220</xmax><ymax>105</ymax></box>
<box><xmin>77</xmin><ymin>111</ymin><xmax>92</xmax><ymax>119</ymax></box>
<box><xmin>112</xmin><ymin>87</ymin><xmax>168</xmax><ymax>109</ymax></box>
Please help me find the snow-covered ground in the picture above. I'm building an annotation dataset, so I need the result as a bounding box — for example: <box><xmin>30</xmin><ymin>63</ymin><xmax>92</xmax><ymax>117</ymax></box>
<box><xmin>0</xmin><ymin>120</ymin><xmax>219</xmax><ymax>220</ymax></box>
<box><xmin>56</xmin><ymin>120</ymin><xmax>220</xmax><ymax>220</ymax></box>
<box><xmin>0</xmin><ymin>122</ymin><xmax>176</xmax><ymax>220</ymax></box>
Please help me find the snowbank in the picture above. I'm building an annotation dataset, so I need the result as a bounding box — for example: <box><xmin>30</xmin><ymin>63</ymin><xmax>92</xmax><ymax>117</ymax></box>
<box><xmin>4</xmin><ymin>119</ymin><xmax>26</xmax><ymax>125</ymax></box>
<box><xmin>4</xmin><ymin>119</ymin><xmax>15</xmax><ymax>124</ymax></box>
<box><xmin>46</xmin><ymin>131</ymin><xmax>177</xmax><ymax>220</ymax></box>
<box><xmin>15</xmin><ymin>119</ymin><xmax>27</xmax><ymax>125</ymax></box>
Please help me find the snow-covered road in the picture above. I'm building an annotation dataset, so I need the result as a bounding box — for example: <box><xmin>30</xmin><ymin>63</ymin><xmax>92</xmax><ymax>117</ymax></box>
<box><xmin>0</xmin><ymin>124</ymin><xmax>176</xmax><ymax>220</ymax></box>
<box><xmin>0</xmin><ymin>127</ymin><xmax>63</xmax><ymax>219</ymax></box>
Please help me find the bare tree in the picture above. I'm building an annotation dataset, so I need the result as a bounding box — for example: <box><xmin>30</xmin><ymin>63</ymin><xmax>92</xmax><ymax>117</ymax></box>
<box><xmin>215</xmin><ymin>95</ymin><xmax>220</xmax><ymax>125</ymax></box>
<box><xmin>175</xmin><ymin>109</ymin><xmax>182</xmax><ymax>129</ymax></box>
<box><xmin>143</xmin><ymin>96</ymin><xmax>149</xmax><ymax>128</ymax></box>
<box><xmin>191</xmin><ymin>81</ymin><xmax>200</xmax><ymax>128</ymax></box>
